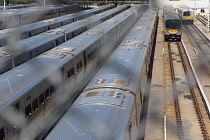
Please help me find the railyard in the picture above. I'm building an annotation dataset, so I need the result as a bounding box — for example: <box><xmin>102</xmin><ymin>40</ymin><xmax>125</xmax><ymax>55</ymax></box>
<box><xmin>145</xmin><ymin>9</ymin><xmax>210</xmax><ymax>140</ymax></box>
<box><xmin>0</xmin><ymin>2</ymin><xmax>210</xmax><ymax>140</ymax></box>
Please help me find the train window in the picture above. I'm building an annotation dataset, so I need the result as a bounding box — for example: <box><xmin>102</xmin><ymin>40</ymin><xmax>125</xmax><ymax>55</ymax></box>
<box><xmin>90</xmin><ymin>53</ymin><xmax>93</xmax><ymax>59</ymax></box>
<box><xmin>25</xmin><ymin>104</ymin><xmax>32</xmax><ymax>119</ymax></box>
<box><xmin>80</xmin><ymin>61</ymin><xmax>82</xmax><ymax>68</ymax></box>
<box><xmin>15</xmin><ymin>103</ymin><xmax>20</xmax><ymax>112</ymax></box>
<box><xmin>77</xmin><ymin>61</ymin><xmax>82</xmax><ymax>71</ymax></box>
<box><xmin>91</xmin><ymin>51</ymin><xmax>93</xmax><ymax>56</ymax></box>
<box><xmin>54</xmin><ymin>83</ymin><xmax>59</xmax><ymax>91</ymax></box>
<box><xmin>67</xmin><ymin>68</ymin><xmax>74</xmax><ymax>78</ymax></box>
<box><xmin>70</xmin><ymin>68</ymin><xmax>74</xmax><ymax>77</ymax></box>
<box><xmin>183</xmin><ymin>11</ymin><xmax>190</xmax><ymax>16</ymax></box>
<box><xmin>94</xmin><ymin>48</ymin><xmax>97</xmax><ymax>54</ymax></box>
<box><xmin>77</xmin><ymin>63</ymin><xmax>80</xmax><ymax>71</ymax></box>
<box><xmin>88</xmin><ymin>52</ymin><xmax>93</xmax><ymax>61</ymax></box>
<box><xmin>50</xmin><ymin>85</ymin><xmax>55</xmax><ymax>95</ymax></box>
<box><xmin>0</xmin><ymin>127</ymin><xmax>5</xmax><ymax>140</ymax></box>
<box><xmin>166</xmin><ymin>20</ymin><xmax>181</xmax><ymax>30</ymax></box>
<box><xmin>44</xmin><ymin>89</ymin><xmax>50</xmax><ymax>101</ymax></box>
<box><xmin>39</xmin><ymin>94</ymin><xmax>45</xmax><ymax>106</ymax></box>
<box><xmin>87</xmin><ymin>54</ymin><xmax>90</xmax><ymax>61</ymax></box>
<box><xmin>67</xmin><ymin>70</ymin><xmax>71</xmax><ymax>78</ymax></box>
<box><xmin>32</xmin><ymin>98</ymin><xmax>38</xmax><ymax>112</ymax></box>
<box><xmin>87</xmin><ymin>53</ymin><xmax>92</xmax><ymax>61</ymax></box>
<box><xmin>61</xmin><ymin>67</ymin><xmax>64</xmax><ymax>78</ymax></box>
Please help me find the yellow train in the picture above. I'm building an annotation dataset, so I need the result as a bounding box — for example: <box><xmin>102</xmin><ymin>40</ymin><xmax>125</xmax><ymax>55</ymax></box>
<box><xmin>178</xmin><ymin>5</ymin><xmax>195</xmax><ymax>24</ymax></box>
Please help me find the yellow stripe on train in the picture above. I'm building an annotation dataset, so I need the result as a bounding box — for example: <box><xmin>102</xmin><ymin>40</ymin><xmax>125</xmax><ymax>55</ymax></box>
<box><xmin>182</xmin><ymin>16</ymin><xmax>194</xmax><ymax>19</ymax></box>
<box><xmin>164</xmin><ymin>30</ymin><xmax>178</xmax><ymax>33</ymax></box>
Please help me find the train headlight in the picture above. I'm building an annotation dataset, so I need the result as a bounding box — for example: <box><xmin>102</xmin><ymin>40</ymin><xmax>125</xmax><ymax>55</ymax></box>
<box><xmin>176</xmin><ymin>32</ymin><xmax>181</xmax><ymax>35</ymax></box>
<box><xmin>165</xmin><ymin>32</ymin><xmax>170</xmax><ymax>35</ymax></box>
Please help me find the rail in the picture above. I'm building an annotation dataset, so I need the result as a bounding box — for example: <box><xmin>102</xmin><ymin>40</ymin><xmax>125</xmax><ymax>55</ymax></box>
<box><xmin>184</xmin><ymin>24</ymin><xmax>210</xmax><ymax>64</ymax></box>
<box><xmin>181</xmin><ymin>40</ymin><xmax>210</xmax><ymax>119</ymax></box>
<box><xmin>168</xmin><ymin>42</ymin><xmax>184</xmax><ymax>139</ymax></box>
<box><xmin>196</xmin><ymin>15</ymin><xmax>210</xmax><ymax>29</ymax></box>
<box><xmin>177</xmin><ymin>41</ymin><xmax>210</xmax><ymax>139</ymax></box>
<box><xmin>193</xmin><ymin>23</ymin><xmax>210</xmax><ymax>42</ymax></box>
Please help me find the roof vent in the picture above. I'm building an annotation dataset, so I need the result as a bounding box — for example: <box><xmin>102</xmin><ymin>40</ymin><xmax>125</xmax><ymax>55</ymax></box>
<box><xmin>85</xmin><ymin>92</ymin><xmax>101</xmax><ymax>97</ymax></box>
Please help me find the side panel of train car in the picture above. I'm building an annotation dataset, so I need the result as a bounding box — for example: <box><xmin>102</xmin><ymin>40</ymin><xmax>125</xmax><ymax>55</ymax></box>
<box><xmin>0</xmin><ymin>4</ymin><xmax>82</xmax><ymax>29</ymax></box>
<box><xmin>0</xmin><ymin>5</ymin><xmax>147</xmax><ymax>140</ymax></box>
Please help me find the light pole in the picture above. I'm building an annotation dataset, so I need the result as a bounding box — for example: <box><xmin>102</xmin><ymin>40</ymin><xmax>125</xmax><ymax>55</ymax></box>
<box><xmin>4</xmin><ymin>0</ymin><xmax>5</xmax><ymax>10</ymax></box>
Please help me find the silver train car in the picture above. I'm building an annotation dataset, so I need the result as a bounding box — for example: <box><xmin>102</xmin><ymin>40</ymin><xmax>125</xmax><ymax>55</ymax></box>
<box><xmin>0</xmin><ymin>5</ymin><xmax>147</xmax><ymax>140</ymax></box>
<box><xmin>0</xmin><ymin>3</ymin><xmax>38</xmax><ymax>10</ymax></box>
<box><xmin>45</xmin><ymin>7</ymin><xmax>158</xmax><ymax>140</ymax></box>
<box><xmin>0</xmin><ymin>4</ymin><xmax>81</xmax><ymax>29</ymax></box>
<box><xmin>0</xmin><ymin>5</ymin><xmax>130</xmax><ymax>74</ymax></box>
<box><xmin>177</xmin><ymin>4</ymin><xmax>195</xmax><ymax>24</ymax></box>
<box><xmin>0</xmin><ymin>4</ymin><xmax>115</xmax><ymax>47</ymax></box>
<box><xmin>164</xmin><ymin>6</ymin><xmax>182</xmax><ymax>41</ymax></box>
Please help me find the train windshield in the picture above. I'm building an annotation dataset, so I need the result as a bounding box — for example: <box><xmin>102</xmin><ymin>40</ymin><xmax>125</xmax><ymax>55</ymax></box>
<box><xmin>166</xmin><ymin>20</ymin><xmax>182</xmax><ymax>29</ymax></box>
<box><xmin>183</xmin><ymin>11</ymin><xmax>190</xmax><ymax>16</ymax></box>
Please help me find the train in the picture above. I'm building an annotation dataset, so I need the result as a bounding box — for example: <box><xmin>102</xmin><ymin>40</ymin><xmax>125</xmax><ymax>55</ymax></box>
<box><xmin>0</xmin><ymin>5</ymin><xmax>147</xmax><ymax>140</ymax></box>
<box><xmin>0</xmin><ymin>3</ymin><xmax>38</xmax><ymax>10</ymax></box>
<box><xmin>0</xmin><ymin>5</ymin><xmax>130</xmax><ymax>74</ymax></box>
<box><xmin>0</xmin><ymin>4</ymin><xmax>82</xmax><ymax>29</ymax></box>
<box><xmin>0</xmin><ymin>4</ymin><xmax>115</xmax><ymax>47</ymax></box>
<box><xmin>164</xmin><ymin>5</ymin><xmax>182</xmax><ymax>41</ymax></box>
<box><xmin>45</xmin><ymin>7</ymin><xmax>158</xmax><ymax>140</ymax></box>
<box><xmin>177</xmin><ymin>4</ymin><xmax>195</xmax><ymax>24</ymax></box>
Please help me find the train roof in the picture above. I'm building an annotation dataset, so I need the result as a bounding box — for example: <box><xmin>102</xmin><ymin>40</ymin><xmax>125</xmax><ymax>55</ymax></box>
<box><xmin>0</xmin><ymin>5</ymin><xmax>129</xmax><ymax>76</ymax></box>
<box><xmin>45</xmin><ymin>7</ymin><xmax>158</xmax><ymax>140</ymax></box>
<box><xmin>0</xmin><ymin>4</ymin><xmax>115</xmax><ymax>43</ymax></box>
<box><xmin>0</xmin><ymin>5</ymin><xmax>143</xmax><ymax>113</ymax></box>
<box><xmin>0</xmin><ymin>4</ymin><xmax>77</xmax><ymax>18</ymax></box>
<box><xmin>165</xmin><ymin>13</ymin><xmax>181</xmax><ymax>20</ymax></box>
<box><xmin>85</xmin><ymin>8</ymin><xmax>158</xmax><ymax>93</ymax></box>
<box><xmin>164</xmin><ymin>7</ymin><xmax>180</xmax><ymax>20</ymax></box>
<box><xmin>0</xmin><ymin>3</ymin><xmax>38</xmax><ymax>10</ymax></box>
<box><xmin>45</xmin><ymin>91</ymin><xmax>134</xmax><ymax>140</ymax></box>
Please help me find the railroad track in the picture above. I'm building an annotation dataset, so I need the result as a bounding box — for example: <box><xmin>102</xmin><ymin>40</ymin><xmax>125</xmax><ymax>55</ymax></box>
<box><xmin>184</xmin><ymin>24</ymin><xmax>210</xmax><ymax>72</ymax></box>
<box><xmin>167</xmin><ymin>41</ymin><xmax>210</xmax><ymax>139</ymax></box>
<box><xmin>167</xmin><ymin>42</ymin><xmax>184</xmax><ymax>139</ymax></box>
<box><xmin>196</xmin><ymin>15</ymin><xmax>210</xmax><ymax>27</ymax></box>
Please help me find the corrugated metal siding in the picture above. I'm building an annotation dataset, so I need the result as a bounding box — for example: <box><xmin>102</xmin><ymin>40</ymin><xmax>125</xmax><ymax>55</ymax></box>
<box><xmin>46</xmin><ymin>105</ymin><xmax>129</xmax><ymax>140</ymax></box>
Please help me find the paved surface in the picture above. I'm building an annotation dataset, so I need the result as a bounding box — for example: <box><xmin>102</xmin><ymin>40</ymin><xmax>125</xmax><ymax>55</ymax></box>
<box><xmin>194</xmin><ymin>16</ymin><xmax>210</xmax><ymax>39</ymax></box>
<box><xmin>144</xmin><ymin>13</ymin><xmax>166</xmax><ymax>140</ymax></box>
<box><xmin>144</xmin><ymin>13</ymin><xmax>208</xmax><ymax>140</ymax></box>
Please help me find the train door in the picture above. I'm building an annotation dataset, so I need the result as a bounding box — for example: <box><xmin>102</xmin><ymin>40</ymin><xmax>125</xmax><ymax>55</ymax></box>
<box><xmin>12</xmin><ymin>103</ymin><xmax>20</xmax><ymax>140</ymax></box>
<box><xmin>61</xmin><ymin>67</ymin><xmax>65</xmax><ymax>81</ymax></box>
<box><xmin>83</xmin><ymin>51</ymin><xmax>87</xmax><ymax>68</ymax></box>
<box><xmin>0</xmin><ymin>127</ymin><xmax>5</xmax><ymax>140</ymax></box>
<box><xmin>2</xmin><ymin>106</ymin><xmax>17</xmax><ymax>140</ymax></box>
<box><xmin>83</xmin><ymin>51</ymin><xmax>87</xmax><ymax>75</ymax></box>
